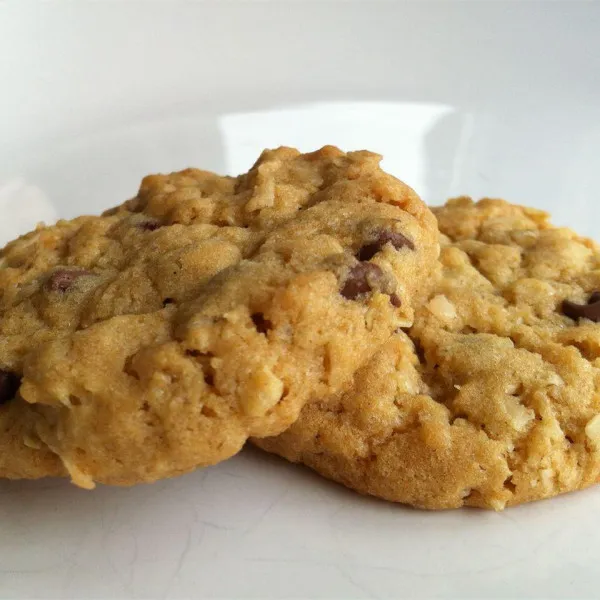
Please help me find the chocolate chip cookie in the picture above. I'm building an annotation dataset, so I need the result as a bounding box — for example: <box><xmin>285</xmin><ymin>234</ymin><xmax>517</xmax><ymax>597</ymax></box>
<box><xmin>256</xmin><ymin>197</ymin><xmax>600</xmax><ymax>509</ymax></box>
<box><xmin>0</xmin><ymin>146</ymin><xmax>438</xmax><ymax>488</ymax></box>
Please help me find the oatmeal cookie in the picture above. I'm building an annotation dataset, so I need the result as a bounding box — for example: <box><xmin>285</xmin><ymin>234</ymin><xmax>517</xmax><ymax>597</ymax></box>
<box><xmin>256</xmin><ymin>197</ymin><xmax>600</xmax><ymax>509</ymax></box>
<box><xmin>0</xmin><ymin>146</ymin><xmax>438</xmax><ymax>488</ymax></box>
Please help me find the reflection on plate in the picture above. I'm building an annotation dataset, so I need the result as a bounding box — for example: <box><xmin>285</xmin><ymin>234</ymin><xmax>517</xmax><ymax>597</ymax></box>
<box><xmin>0</xmin><ymin>180</ymin><xmax>57</xmax><ymax>246</ymax></box>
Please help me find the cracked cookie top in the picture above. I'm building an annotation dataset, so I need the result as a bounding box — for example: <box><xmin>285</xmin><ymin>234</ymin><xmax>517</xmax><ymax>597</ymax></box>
<box><xmin>256</xmin><ymin>197</ymin><xmax>600</xmax><ymax>509</ymax></box>
<box><xmin>0</xmin><ymin>146</ymin><xmax>438</xmax><ymax>487</ymax></box>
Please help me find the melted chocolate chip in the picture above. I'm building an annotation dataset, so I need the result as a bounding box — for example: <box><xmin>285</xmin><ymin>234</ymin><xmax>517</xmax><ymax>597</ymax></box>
<box><xmin>589</xmin><ymin>291</ymin><xmax>600</xmax><ymax>304</ymax></box>
<box><xmin>46</xmin><ymin>268</ymin><xmax>93</xmax><ymax>293</ymax></box>
<box><xmin>341</xmin><ymin>263</ymin><xmax>384</xmax><ymax>300</ymax></box>
<box><xmin>162</xmin><ymin>298</ymin><xmax>175</xmax><ymax>307</ymax></box>
<box><xmin>139</xmin><ymin>220</ymin><xmax>162</xmax><ymax>231</ymax></box>
<box><xmin>389</xmin><ymin>293</ymin><xmax>402</xmax><ymax>307</ymax></box>
<box><xmin>251</xmin><ymin>313</ymin><xmax>272</xmax><ymax>334</ymax></box>
<box><xmin>0</xmin><ymin>370</ymin><xmax>20</xmax><ymax>406</ymax></box>
<box><xmin>562</xmin><ymin>291</ymin><xmax>600</xmax><ymax>322</ymax></box>
<box><xmin>358</xmin><ymin>230</ymin><xmax>415</xmax><ymax>261</ymax></box>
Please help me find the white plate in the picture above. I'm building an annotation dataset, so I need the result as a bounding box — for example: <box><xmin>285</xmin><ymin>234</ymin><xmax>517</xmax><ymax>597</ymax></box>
<box><xmin>2</xmin><ymin>2</ymin><xmax>600</xmax><ymax>598</ymax></box>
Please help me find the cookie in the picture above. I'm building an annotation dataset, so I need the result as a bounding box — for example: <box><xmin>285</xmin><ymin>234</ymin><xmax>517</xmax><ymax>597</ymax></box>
<box><xmin>256</xmin><ymin>197</ymin><xmax>600</xmax><ymax>510</ymax></box>
<box><xmin>0</xmin><ymin>146</ymin><xmax>439</xmax><ymax>488</ymax></box>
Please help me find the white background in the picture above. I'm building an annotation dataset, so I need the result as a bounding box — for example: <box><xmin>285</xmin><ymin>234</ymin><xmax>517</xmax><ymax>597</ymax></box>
<box><xmin>1</xmin><ymin>2</ymin><xmax>600</xmax><ymax>598</ymax></box>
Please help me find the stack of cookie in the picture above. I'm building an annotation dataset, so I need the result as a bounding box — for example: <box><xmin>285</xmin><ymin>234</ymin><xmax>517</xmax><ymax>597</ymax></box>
<box><xmin>2</xmin><ymin>147</ymin><xmax>600</xmax><ymax>510</ymax></box>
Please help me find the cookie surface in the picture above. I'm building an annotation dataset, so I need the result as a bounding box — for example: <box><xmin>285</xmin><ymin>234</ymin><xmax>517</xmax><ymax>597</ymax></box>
<box><xmin>0</xmin><ymin>146</ymin><xmax>438</xmax><ymax>487</ymax></box>
<box><xmin>256</xmin><ymin>197</ymin><xmax>600</xmax><ymax>509</ymax></box>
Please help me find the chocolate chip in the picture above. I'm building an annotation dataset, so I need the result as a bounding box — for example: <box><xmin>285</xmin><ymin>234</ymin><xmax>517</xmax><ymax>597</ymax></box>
<box><xmin>162</xmin><ymin>298</ymin><xmax>175</xmax><ymax>307</ymax></box>
<box><xmin>251</xmin><ymin>313</ymin><xmax>272</xmax><ymax>334</ymax></box>
<box><xmin>562</xmin><ymin>291</ymin><xmax>600</xmax><ymax>322</ymax></box>
<box><xmin>358</xmin><ymin>230</ymin><xmax>415</xmax><ymax>261</ymax></box>
<box><xmin>389</xmin><ymin>293</ymin><xmax>402</xmax><ymax>307</ymax></box>
<box><xmin>139</xmin><ymin>220</ymin><xmax>162</xmax><ymax>231</ymax></box>
<box><xmin>46</xmin><ymin>268</ymin><xmax>93</xmax><ymax>293</ymax></box>
<box><xmin>341</xmin><ymin>263</ymin><xmax>384</xmax><ymax>300</ymax></box>
<box><xmin>0</xmin><ymin>370</ymin><xmax>20</xmax><ymax>406</ymax></box>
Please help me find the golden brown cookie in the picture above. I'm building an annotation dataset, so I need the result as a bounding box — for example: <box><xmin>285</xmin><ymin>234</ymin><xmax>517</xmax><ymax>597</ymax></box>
<box><xmin>256</xmin><ymin>197</ymin><xmax>600</xmax><ymax>510</ymax></box>
<box><xmin>0</xmin><ymin>146</ymin><xmax>438</xmax><ymax>488</ymax></box>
